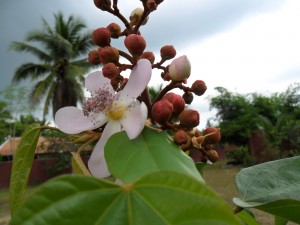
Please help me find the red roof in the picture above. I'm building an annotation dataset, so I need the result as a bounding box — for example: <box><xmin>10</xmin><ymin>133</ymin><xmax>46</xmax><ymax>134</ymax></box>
<box><xmin>0</xmin><ymin>137</ymin><xmax>51</xmax><ymax>156</ymax></box>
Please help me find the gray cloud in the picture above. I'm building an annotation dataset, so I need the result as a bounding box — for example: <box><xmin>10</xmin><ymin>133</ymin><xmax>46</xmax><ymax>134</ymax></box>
<box><xmin>0</xmin><ymin>0</ymin><xmax>283</xmax><ymax>92</ymax></box>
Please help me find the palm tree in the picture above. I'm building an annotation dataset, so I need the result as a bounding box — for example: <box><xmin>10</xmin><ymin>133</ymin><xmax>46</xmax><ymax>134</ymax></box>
<box><xmin>10</xmin><ymin>12</ymin><xmax>94</xmax><ymax>119</ymax></box>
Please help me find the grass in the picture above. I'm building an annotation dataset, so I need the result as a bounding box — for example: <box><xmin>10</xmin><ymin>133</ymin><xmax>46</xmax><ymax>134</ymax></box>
<box><xmin>0</xmin><ymin>161</ymin><xmax>297</xmax><ymax>225</ymax></box>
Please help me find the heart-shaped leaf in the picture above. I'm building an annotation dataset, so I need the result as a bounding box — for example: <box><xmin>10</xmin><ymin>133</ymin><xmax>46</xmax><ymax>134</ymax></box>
<box><xmin>10</xmin><ymin>171</ymin><xmax>242</xmax><ymax>225</ymax></box>
<box><xmin>105</xmin><ymin>127</ymin><xmax>203</xmax><ymax>183</ymax></box>
<box><xmin>9</xmin><ymin>123</ymin><xmax>41</xmax><ymax>214</ymax></box>
<box><xmin>234</xmin><ymin>156</ymin><xmax>300</xmax><ymax>223</ymax></box>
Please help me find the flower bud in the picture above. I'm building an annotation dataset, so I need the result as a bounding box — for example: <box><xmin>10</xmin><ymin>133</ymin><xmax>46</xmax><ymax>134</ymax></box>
<box><xmin>206</xmin><ymin>150</ymin><xmax>219</xmax><ymax>163</ymax></box>
<box><xmin>191</xmin><ymin>80</ymin><xmax>207</xmax><ymax>96</ymax></box>
<box><xmin>98</xmin><ymin>46</ymin><xmax>119</xmax><ymax>64</ymax></box>
<box><xmin>173</xmin><ymin>130</ymin><xmax>189</xmax><ymax>146</ymax></box>
<box><xmin>196</xmin><ymin>136</ymin><xmax>205</xmax><ymax>145</ymax></box>
<box><xmin>151</xmin><ymin>99</ymin><xmax>173</xmax><ymax>124</ymax></box>
<box><xmin>88</xmin><ymin>50</ymin><xmax>101</xmax><ymax>65</ymax></box>
<box><xmin>130</xmin><ymin>8</ymin><xmax>148</xmax><ymax>26</ymax></box>
<box><xmin>160</xmin><ymin>45</ymin><xmax>176</xmax><ymax>60</ymax></box>
<box><xmin>102</xmin><ymin>63</ymin><xmax>119</xmax><ymax>79</ymax></box>
<box><xmin>168</xmin><ymin>55</ymin><xmax>191</xmax><ymax>81</ymax></box>
<box><xmin>179</xmin><ymin>109</ymin><xmax>200</xmax><ymax>128</ymax></box>
<box><xmin>162</xmin><ymin>92</ymin><xmax>185</xmax><ymax>116</ymax></box>
<box><xmin>94</xmin><ymin>0</ymin><xmax>111</xmax><ymax>10</ymax></box>
<box><xmin>147</xmin><ymin>0</ymin><xmax>157</xmax><ymax>11</ymax></box>
<box><xmin>107</xmin><ymin>23</ymin><xmax>121</xmax><ymax>38</ymax></box>
<box><xmin>124</xmin><ymin>34</ymin><xmax>146</xmax><ymax>56</ymax></box>
<box><xmin>140</xmin><ymin>51</ymin><xmax>155</xmax><ymax>64</ymax></box>
<box><xmin>203</xmin><ymin>127</ymin><xmax>221</xmax><ymax>144</ymax></box>
<box><xmin>161</xmin><ymin>72</ymin><xmax>171</xmax><ymax>81</ymax></box>
<box><xmin>182</xmin><ymin>92</ymin><xmax>193</xmax><ymax>104</ymax></box>
<box><xmin>92</xmin><ymin>28</ymin><xmax>111</xmax><ymax>47</ymax></box>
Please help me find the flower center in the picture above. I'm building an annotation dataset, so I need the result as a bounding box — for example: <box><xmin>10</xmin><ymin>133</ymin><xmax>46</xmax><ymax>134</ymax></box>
<box><xmin>82</xmin><ymin>87</ymin><xmax>114</xmax><ymax>117</ymax></box>
<box><xmin>107</xmin><ymin>101</ymin><xmax>126</xmax><ymax>120</ymax></box>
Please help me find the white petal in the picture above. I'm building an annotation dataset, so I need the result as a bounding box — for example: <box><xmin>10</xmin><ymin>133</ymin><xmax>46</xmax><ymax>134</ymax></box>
<box><xmin>85</xmin><ymin>71</ymin><xmax>114</xmax><ymax>94</ymax></box>
<box><xmin>55</xmin><ymin>107</ymin><xmax>98</xmax><ymax>134</ymax></box>
<box><xmin>88</xmin><ymin>121</ymin><xmax>121</xmax><ymax>178</ymax></box>
<box><xmin>120</xmin><ymin>59</ymin><xmax>152</xmax><ymax>99</ymax></box>
<box><xmin>121</xmin><ymin>102</ymin><xmax>147</xmax><ymax>139</ymax></box>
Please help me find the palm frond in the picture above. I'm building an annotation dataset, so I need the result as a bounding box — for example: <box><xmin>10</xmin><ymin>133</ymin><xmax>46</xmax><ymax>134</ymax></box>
<box><xmin>41</xmin><ymin>17</ymin><xmax>53</xmax><ymax>35</ymax></box>
<box><xmin>9</xmin><ymin>42</ymin><xmax>51</xmax><ymax>62</ymax></box>
<box><xmin>29</xmin><ymin>73</ymin><xmax>54</xmax><ymax>106</ymax></box>
<box><xmin>42</xmin><ymin>83</ymin><xmax>55</xmax><ymax>119</ymax></box>
<box><xmin>12</xmin><ymin>63</ymin><xmax>50</xmax><ymax>82</ymax></box>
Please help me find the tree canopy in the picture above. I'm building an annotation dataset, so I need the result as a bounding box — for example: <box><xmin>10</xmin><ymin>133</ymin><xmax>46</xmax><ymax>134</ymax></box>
<box><xmin>10</xmin><ymin>12</ymin><xmax>94</xmax><ymax>119</ymax></box>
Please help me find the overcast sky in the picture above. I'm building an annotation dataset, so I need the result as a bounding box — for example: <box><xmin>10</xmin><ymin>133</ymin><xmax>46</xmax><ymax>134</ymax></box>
<box><xmin>1</xmin><ymin>0</ymin><xmax>300</xmax><ymax>128</ymax></box>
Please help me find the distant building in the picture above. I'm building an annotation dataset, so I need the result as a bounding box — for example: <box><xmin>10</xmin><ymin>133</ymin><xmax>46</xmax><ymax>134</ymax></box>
<box><xmin>0</xmin><ymin>137</ymin><xmax>51</xmax><ymax>161</ymax></box>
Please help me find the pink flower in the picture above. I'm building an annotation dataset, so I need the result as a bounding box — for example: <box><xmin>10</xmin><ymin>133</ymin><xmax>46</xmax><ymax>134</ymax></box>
<box><xmin>55</xmin><ymin>59</ymin><xmax>152</xmax><ymax>178</ymax></box>
<box><xmin>168</xmin><ymin>55</ymin><xmax>191</xmax><ymax>81</ymax></box>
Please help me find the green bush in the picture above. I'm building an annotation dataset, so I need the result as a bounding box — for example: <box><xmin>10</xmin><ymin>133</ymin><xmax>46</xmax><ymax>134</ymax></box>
<box><xmin>226</xmin><ymin>146</ymin><xmax>255</xmax><ymax>167</ymax></box>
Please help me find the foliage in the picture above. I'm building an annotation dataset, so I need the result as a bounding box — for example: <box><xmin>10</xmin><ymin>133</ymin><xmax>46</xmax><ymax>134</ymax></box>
<box><xmin>8</xmin><ymin>1</ymin><xmax>300</xmax><ymax>224</ymax></box>
<box><xmin>9</xmin><ymin>123</ymin><xmax>41</xmax><ymax>214</ymax></box>
<box><xmin>226</xmin><ymin>146</ymin><xmax>255</xmax><ymax>167</ymax></box>
<box><xmin>0</xmin><ymin>100</ymin><xmax>12</xmax><ymax>143</ymax></box>
<box><xmin>209</xmin><ymin>84</ymin><xmax>300</xmax><ymax>158</ymax></box>
<box><xmin>10</xmin><ymin>172</ymin><xmax>241</xmax><ymax>225</ymax></box>
<box><xmin>105</xmin><ymin>127</ymin><xmax>204</xmax><ymax>183</ymax></box>
<box><xmin>10</xmin><ymin>12</ymin><xmax>94</xmax><ymax>118</ymax></box>
<box><xmin>234</xmin><ymin>156</ymin><xmax>300</xmax><ymax>224</ymax></box>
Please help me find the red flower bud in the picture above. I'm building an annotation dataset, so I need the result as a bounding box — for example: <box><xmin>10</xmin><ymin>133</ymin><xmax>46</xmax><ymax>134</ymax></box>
<box><xmin>160</xmin><ymin>45</ymin><xmax>176</xmax><ymax>60</ymax></box>
<box><xmin>182</xmin><ymin>92</ymin><xmax>193</xmax><ymax>104</ymax></box>
<box><xmin>98</xmin><ymin>46</ymin><xmax>119</xmax><ymax>64</ymax></box>
<box><xmin>107</xmin><ymin>23</ymin><xmax>121</xmax><ymax>38</ymax></box>
<box><xmin>140</xmin><ymin>51</ymin><xmax>155</xmax><ymax>64</ymax></box>
<box><xmin>102</xmin><ymin>63</ymin><xmax>119</xmax><ymax>79</ymax></box>
<box><xmin>162</xmin><ymin>92</ymin><xmax>185</xmax><ymax>116</ymax></box>
<box><xmin>151</xmin><ymin>99</ymin><xmax>173</xmax><ymax>124</ymax></box>
<box><xmin>161</xmin><ymin>72</ymin><xmax>171</xmax><ymax>81</ymax></box>
<box><xmin>88</xmin><ymin>50</ymin><xmax>101</xmax><ymax>65</ymax></box>
<box><xmin>92</xmin><ymin>28</ymin><xmax>111</xmax><ymax>47</ymax></box>
<box><xmin>203</xmin><ymin>127</ymin><xmax>221</xmax><ymax>144</ymax></box>
<box><xmin>93</xmin><ymin>0</ymin><xmax>111</xmax><ymax>10</ymax></box>
<box><xmin>124</xmin><ymin>34</ymin><xmax>146</xmax><ymax>56</ymax></box>
<box><xmin>179</xmin><ymin>109</ymin><xmax>200</xmax><ymax>128</ymax></box>
<box><xmin>173</xmin><ymin>130</ymin><xmax>189</xmax><ymax>146</ymax></box>
<box><xmin>191</xmin><ymin>80</ymin><xmax>207</xmax><ymax>96</ymax></box>
<box><xmin>207</xmin><ymin>150</ymin><xmax>219</xmax><ymax>163</ymax></box>
<box><xmin>147</xmin><ymin>0</ymin><xmax>157</xmax><ymax>11</ymax></box>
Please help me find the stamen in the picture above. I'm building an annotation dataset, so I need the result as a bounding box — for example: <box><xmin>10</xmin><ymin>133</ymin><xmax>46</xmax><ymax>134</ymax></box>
<box><xmin>82</xmin><ymin>86</ymin><xmax>115</xmax><ymax>117</ymax></box>
<box><xmin>107</xmin><ymin>101</ymin><xmax>126</xmax><ymax>120</ymax></box>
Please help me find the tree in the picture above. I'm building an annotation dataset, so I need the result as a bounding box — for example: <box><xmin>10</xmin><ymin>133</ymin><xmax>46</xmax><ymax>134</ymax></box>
<box><xmin>208</xmin><ymin>87</ymin><xmax>258</xmax><ymax>145</ymax></box>
<box><xmin>209</xmin><ymin>84</ymin><xmax>300</xmax><ymax>157</ymax></box>
<box><xmin>10</xmin><ymin>12</ymin><xmax>94</xmax><ymax>119</ymax></box>
<box><xmin>0</xmin><ymin>100</ymin><xmax>12</xmax><ymax>143</ymax></box>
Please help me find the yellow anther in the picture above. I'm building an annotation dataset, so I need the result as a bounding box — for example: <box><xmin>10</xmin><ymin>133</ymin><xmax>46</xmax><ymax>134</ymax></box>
<box><xmin>107</xmin><ymin>102</ymin><xmax>126</xmax><ymax>120</ymax></box>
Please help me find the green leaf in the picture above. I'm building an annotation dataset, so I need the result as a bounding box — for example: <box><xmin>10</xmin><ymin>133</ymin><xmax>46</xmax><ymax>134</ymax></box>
<box><xmin>71</xmin><ymin>152</ymin><xmax>91</xmax><ymax>176</ymax></box>
<box><xmin>9</xmin><ymin>123</ymin><xmax>41</xmax><ymax>214</ymax></box>
<box><xmin>10</xmin><ymin>171</ymin><xmax>242</xmax><ymax>225</ymax></box>
<box><xmin>234</xmin><ymin>156</ymin><xmax>300</xmax><ymax>223</ymax></box>
<box><xmin>275</xmin><ymin>216</ymin><xmax>288</xmax><ymax>225</ymax></box>
<box><xmin>235</xmin><ymin>210</ymin><xmax>260</xmax><ymax>225</ymax></box>
<box><xmin>105</xmin><ymin>127</ymin><xmax>204</xmax><ymax>183</ymax></box>
<box><xmin>195</xmin><ymin>162</ymin><xmax>207</xmax><ymax>176</ymax></box>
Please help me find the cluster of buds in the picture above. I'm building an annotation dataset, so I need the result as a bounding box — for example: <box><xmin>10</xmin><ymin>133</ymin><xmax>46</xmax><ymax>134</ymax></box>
<box><xmin>172</xmin><ymin>127</ymin><xmax>221</xmax><ymax>163</ymax></box>
<box><xmin>88</xmin><ymin>0</ymin><xmax>220</xmax><ymax>164</ymax></box>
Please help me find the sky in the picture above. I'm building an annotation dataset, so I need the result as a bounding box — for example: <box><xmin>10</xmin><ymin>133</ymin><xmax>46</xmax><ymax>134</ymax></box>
<box><xmin>1</xmin><ymin>0</ymin><xmax>300</xmax><ymax>128</ymax></box>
